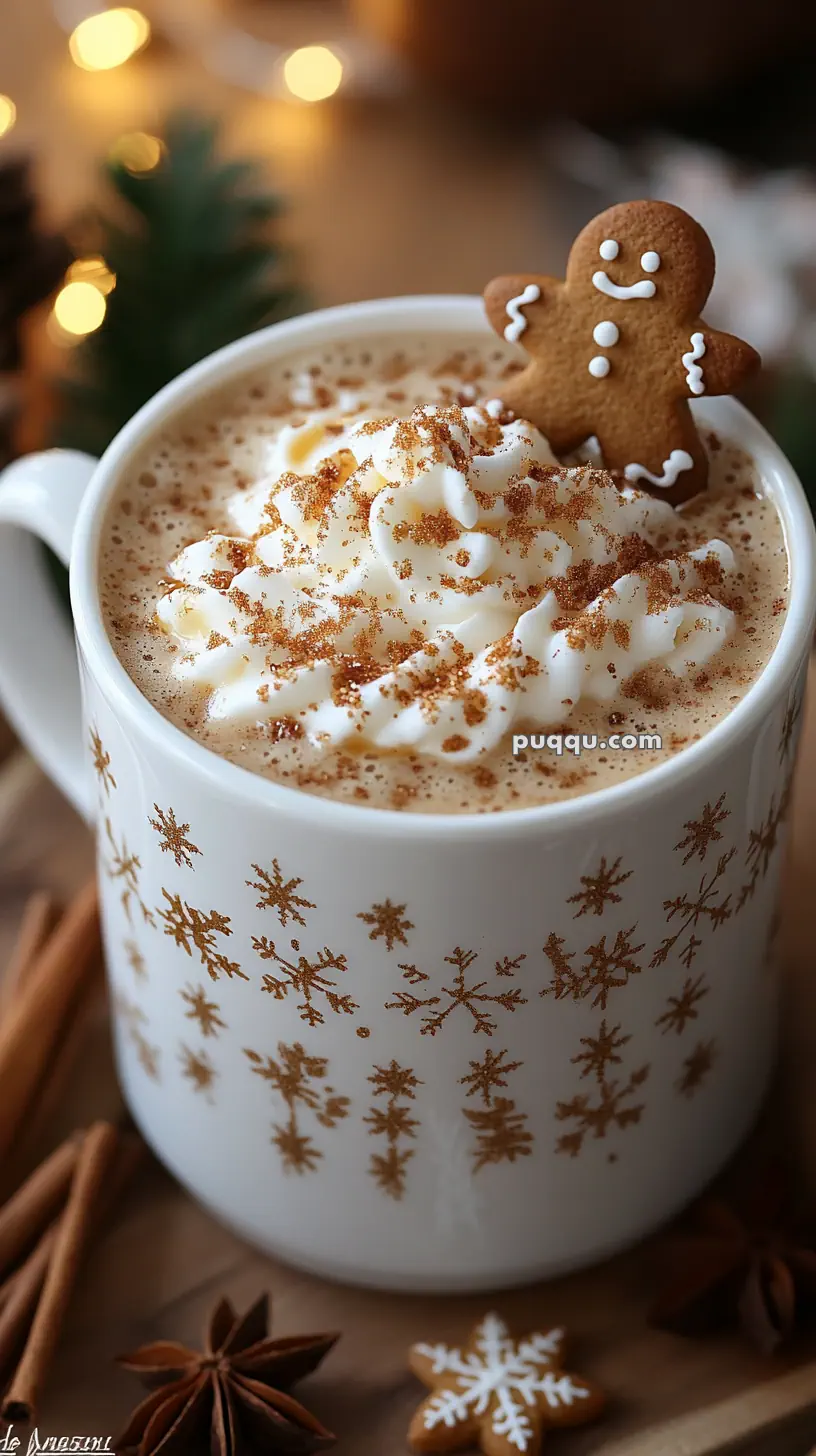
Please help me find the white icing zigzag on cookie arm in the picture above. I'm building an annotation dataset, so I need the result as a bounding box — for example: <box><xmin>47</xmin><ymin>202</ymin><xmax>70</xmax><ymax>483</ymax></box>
<box><xmin>503</xmin><ymin>284</ymin><xmax>541</xmax><ymax>342</ymax></box>
<box><xmin>592</xmin><ymin>271</ymin><xmax>656</xmax><ymax>301</ymax></box>
<box><xmin>624</xmin><ymin>450</ymin><xmax>694</xmax><ymax>489</ymax></box>
<box><xmin>682</xmin><ymin>332</ymin><xmax>706</xmax><ymax>395</ymax></box>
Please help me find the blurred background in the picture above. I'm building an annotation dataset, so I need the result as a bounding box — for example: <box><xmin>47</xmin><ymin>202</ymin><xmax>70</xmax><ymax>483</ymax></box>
<box><xmin>2</xmin><ymin>0</ymin><xmax>816</xmax><ymax>489</ymax></box>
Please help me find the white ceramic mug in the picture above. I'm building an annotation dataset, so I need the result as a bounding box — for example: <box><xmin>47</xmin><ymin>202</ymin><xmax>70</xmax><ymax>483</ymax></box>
<box><xmin>0</xmin><ymin>297</ymin><xmax>812</xmax><ymax>1293</ymax></box>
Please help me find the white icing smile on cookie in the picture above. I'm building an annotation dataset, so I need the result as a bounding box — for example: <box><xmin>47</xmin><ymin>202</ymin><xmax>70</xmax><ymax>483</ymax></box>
<box><xmin>504</xmin><ymin>284</ymin><xmax>541</xmax><ymax>343</ymax></box>
<box><xmin>593</xmin><ymin>239</ymin><xmax>658</xmax><ymax>301</ymax></box>
<box><xmin>682</xmin><ymin>332</ymin><xmax>706</xmax><ymax>395</ymax></box>
<box><xmin>593</xmin><ymin>271</ymin><xmax>656</xmax><ymax>301</ymax></box>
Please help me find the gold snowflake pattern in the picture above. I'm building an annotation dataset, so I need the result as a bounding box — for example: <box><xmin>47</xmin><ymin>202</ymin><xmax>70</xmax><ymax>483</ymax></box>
<box><xmin>89</xmin><ymin>726</ymin><xmax>116</xmax><ymax>796</ymax></box>
<box><xmin>124</xmin><ymin>939</ymin><xmax>146</xmax><ymax>981</ymax></box>
<box><xmin>357</xmin><ymin>899</ymin><xmax>413</xmax><ymax>952</ymax></box>
<box><xmin>245</xmin><ymin>1041</ymin><xmax>350</xmax><ymax>1174</ymax></box>
<box><xmin>180</xmin><ymin>1043</ymin><xmax>216</xmax><ymax>1096</ymax></box>
<box><xmin>247</xmin><ymin>859</ymin><xmax>315</xmax><ymax>928</ymax></box>
<box><xmin>676</xmin><ymin>1039</ymin><xmax>717</xmax><ymax>1098</ymax></box>
<box><xmin>461</xmin><ymin>1048</ymin><xmax>532</xmax><ymax>1172</ymax></box>
<box><xmin>779</xmin><ymin>692</ymin><xmax>803</xmax><ymax>763</ymax></box>
<box><xmin>181</xmin><ymin>984</ymin><xmax>226</xmax><ymax>1038</ymax></box>
<box><xmin>149</xmin><ymin>804</ymin><xmax>201</xmax><ymax>870</ymax></box>
<box><xmin>655</xmin><ymin>974</ymin><xmax>709</xmax><ymax>1036</ymax></box>
<box><xmin>365</xmin><ymin>1061</ymin><xmax>422</xmax><ymax>1199</ymax></box>
<box><xmin>386</xmin><ymin>948</ymin><xmax>527</xmax><ymax>1036</ymax></box>
<box><xmin>738</xmin><ymin>780</ymin><xmax>793</xmax><ymax>910</ymax></box>
<box><xmin>158</xmin><ymin>890</ymin><xmax>246</xmax><ymax>983</ymax></box>
<box><xmin>567</xmin><ymin>856</ymin><xmax>631</xmax><ymax>918</ymax></box>
<box><xmin>555</xmin><ymin>1021</ymin><xmax>649</xmax><ymax>1158</ymax></box>
<box><xmin>541</xmin><ymin>926</ymin><xmax>644</xmax><ymax>1011</ymax></box>
<box><xmin>253</xmin><ymin>937</ymin><xmax>357</xmax><ymax>1027</ymax></box>
<box><xmin>650</xmin><ymin>849</ymin><xmax>735</xmax><ymax>970</ymax></box>
<box><xmin>675</xmin><ymin>794</ymin><xmax>730</xmax><ymax>865</ymax></box>
<box><xmin>103</xmin><ymin>819</ymin><xmax>155</xmax><ymax>926</ymax></box>
<box><xmin>114</xmin><ymin>992</ymin><xmax>160</xmax><ymax>1082</ymax></box>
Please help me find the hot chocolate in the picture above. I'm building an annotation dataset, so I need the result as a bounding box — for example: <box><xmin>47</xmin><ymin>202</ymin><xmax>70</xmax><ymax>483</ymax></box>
<box><xmin>100</xmin><ymin>334</ymin><xmax>788</xmax><ymax>813</ymax></box>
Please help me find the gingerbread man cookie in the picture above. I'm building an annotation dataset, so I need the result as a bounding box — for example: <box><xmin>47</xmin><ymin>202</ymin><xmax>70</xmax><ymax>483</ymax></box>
<box><xmin>484</xmin><ymin>200</ymin><xmax>760</xmax><ymax>505</ymax></box>
<box><xmin>407</xmin><ymin>1312</ymin><xmax>605</xmax><ymax>1456</ymax></box>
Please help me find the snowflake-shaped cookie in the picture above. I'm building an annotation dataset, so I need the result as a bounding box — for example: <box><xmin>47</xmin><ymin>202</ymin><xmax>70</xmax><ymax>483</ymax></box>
<box><xmin>408</xmin><ymin>1313</ymin><xmax>605</xmax><ymax>1455</ymax></box>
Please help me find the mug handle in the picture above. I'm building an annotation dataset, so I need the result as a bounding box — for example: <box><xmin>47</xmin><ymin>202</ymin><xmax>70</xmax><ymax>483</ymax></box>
<box><xmin>0</xmin><ymin>449</ymin><xmax>98</xmax><ymax>823</ymax></box>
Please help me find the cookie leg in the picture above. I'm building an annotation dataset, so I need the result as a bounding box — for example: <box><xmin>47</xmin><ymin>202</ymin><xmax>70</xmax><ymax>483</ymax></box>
<box><xmin>497</xmin><ymin>364</ymin><xmax>589</xmax><ymax>455</ymax></box>
<box><xmin>595</xmin><ymin>407</ymin><xmax>707</xmax><ymax>506</ymax></box>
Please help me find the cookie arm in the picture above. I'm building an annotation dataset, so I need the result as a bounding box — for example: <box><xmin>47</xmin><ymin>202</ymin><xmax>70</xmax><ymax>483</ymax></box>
<box><xmin>483</xmin><ymin>274</ymin><xmax>559</xmax><ymax>346</ymax></box>
<box><xmin>689</xmin><ymin>327</ymin><xmax>761</xmax><ymax>398</ymax></box>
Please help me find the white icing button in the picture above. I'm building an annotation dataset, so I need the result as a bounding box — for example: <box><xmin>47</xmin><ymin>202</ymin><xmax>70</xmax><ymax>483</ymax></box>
<box><xmin>641</xmin><ymin>251</ymin><xmax>661</xmax><ymax>272</ymax></box>
<box><xmin>599</xmin><ymin>239</ymin><xmax>619</xmax><ymax>261</ymax></box>
<box><xmin>588</xmin><ymin>356</ymin><xmax>610</xmax><ymax>378</ymax></box>
<box><xmin>592</xmin><ymin>320</ymin><xmax>619</xmax><ymax>348</ymax></box>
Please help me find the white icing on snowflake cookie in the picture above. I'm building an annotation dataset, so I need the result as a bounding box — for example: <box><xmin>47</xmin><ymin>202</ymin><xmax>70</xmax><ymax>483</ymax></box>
<box><xmin>407</xmin><ymin>1312</ymin><xmax>605</xmax><ymax>1455</ymax></box>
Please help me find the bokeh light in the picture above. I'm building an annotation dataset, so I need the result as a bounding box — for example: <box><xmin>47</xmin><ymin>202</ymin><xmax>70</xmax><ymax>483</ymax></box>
<box><xmin>66</xmin><ymin>256</ymin><xmax>116</xmax><ymax>295</ymax></box>
<box><xmin>53</xmin><ymin>281</ymin><xmax>107</xmax><ymax>337</ymax></box>
<box><xmin>68</xmin><ymin>8</ymin><xmax>151</xmax><ymax>72</ymax></box>
<box><xmin>0</xmin><ymin>96</ymin><xmax>16</xmax><ymax>139</ymax></box>
<box><xmin>109</xmin><ymin>130</ymin><xmax>164</xmax><ymax>173</ymax></box>
<box><xmin>282</xmin><ymin>46</ymin><xmax>343</xmax><ymax>103</ymax></box>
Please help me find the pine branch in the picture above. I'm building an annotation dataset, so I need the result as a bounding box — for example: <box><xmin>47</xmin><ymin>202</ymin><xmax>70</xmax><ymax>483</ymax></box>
<box><xmin>54</xmin><ymin>114</ymin><xmax>303</xmax><ymax>457</ymax></box>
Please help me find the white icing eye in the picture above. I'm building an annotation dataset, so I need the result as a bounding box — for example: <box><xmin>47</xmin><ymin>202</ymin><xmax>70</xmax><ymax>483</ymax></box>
<box><xmin>641</xmin><ymin>251</ymin><xmax>661</xmax><ymax>273</ymax></box>
<box><xmin>599</xmin><ymin>239</ymin><xmax>619</xmax><ymax>262</ymax></box>
<box><xmin>588</xmin><ymin>356</ymin><xmax>610</xmax><ymax>378</ymax></box>
<box><xmin>592</xmin><ymin>321</ymin><xmax>619</xmax><ymax>347</ymax></box>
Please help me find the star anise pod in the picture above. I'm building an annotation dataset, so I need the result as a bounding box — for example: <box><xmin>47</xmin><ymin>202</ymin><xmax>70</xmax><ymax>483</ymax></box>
<box><xmin>650</xmin><ymin>1164</ymin><xmax>816</xmax><ymax>1354</ymax></box>
<box><xmin>116</xmin><ymin>1294</ymin><xmax>338</xmax><ymax>1455</ymax></box>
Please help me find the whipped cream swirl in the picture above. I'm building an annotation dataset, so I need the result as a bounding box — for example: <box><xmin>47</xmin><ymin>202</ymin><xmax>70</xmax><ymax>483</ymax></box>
<box><xmin>157</xmin><ymin>402</ymin><xmax>738</xmax><ymax>760</ymax></box>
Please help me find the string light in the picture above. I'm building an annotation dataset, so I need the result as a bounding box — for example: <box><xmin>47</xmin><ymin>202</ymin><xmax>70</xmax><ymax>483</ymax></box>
<box><xmin>0</xmin><ymin>96</ymin><xmax>16</xmax><ymax>139</ymax></box>
<box><xmin>68</xmin><ymin>7</ymin><xmax>151</xmax><ymax>72</ymax></box>
<box><xmin>52</xmin><ymin>280</ymin><xmax>107</xmax><ymax>337</ymax></box>
<box><xmin>109</xmin><ymin>131</ymin><xmax>164</xmax><ymax>173</ymax></box>
<box><xmin>282</xmin><ymin>45</ymin><xmax>344</xmax><ymax>102</ymax></box>
<box><xmin>66</xmin><ymin>255</ymin><xmax>116</xmax><ymax>294</ymax></box>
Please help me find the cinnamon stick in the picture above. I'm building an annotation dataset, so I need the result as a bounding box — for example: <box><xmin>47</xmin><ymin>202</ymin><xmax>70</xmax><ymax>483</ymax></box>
<box><xmin>16</xmin><ymin>964</ymin><xmax>106</xmax><ymax>1154</ymax></box>
<box><xmin>0</xmin><ymin>1224</ymin><xmax>56</xmax><ymax>1381</ymax></box>
<box><xmin>0</xmin><ymin>878</ymin><xmax>99</xmax><ymax>1162</ymax></box>
<box><xmin>0</xmin><ymin>1134</ymin><xmax>81</xmax><ymax>1278</ymax></box>
<box><xmin>0</xmin><ymin>892</ymin><xmax>56</xmax><ymax>1012</ymax></box>
<box><xmin>1</xmin><ymin>1121</ymin><xmax>120</xmax><ymax>1422</ymax></box>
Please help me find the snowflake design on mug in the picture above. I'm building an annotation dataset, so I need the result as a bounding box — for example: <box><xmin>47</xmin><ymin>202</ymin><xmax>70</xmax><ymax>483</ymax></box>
<box><xmin>158</xmin><ymin>891</ymin><xmax>246</xmax><ymax>983</ymax></box>
<box><xmin>247</xmin><ymin>858</ymin><xmax>315</xmax><ymax>928</ymax></box>
<box><xmin>254</xmin><ymin>938</ymin><xmax>358</xmax><ymax>1027</ymax></box>
<box><xmin>364</xmin><ymin>1061</ymin><xmax>422</xmax><ymax>1200</ymax></box>
<box><xmin>460</xmin><ymin>1048</ymin><xmax>533</xmax><ymax>1173</ymax></box>
<box><xmin>554</xmin><ymin>1021</ymin><xmax>649</xmax><ymax>1159</ymax></box>
<box><xmin>357</xmin><ymin>898</ymin><xmax>414</xmax><ymax>951</ymax></box>
<box><xmin>149</xmin><ymin>804</ymin><xmax>201</xmax><ymax>870</ymax></box>
<box><xmin>386</xmin><ymin>948</ymin><xmax>527</xmax><ymax>1036</ymax></box>
<box><xmin>245</xmin><ymin>1041</ymin><xmax>350</xmax><ymax>1175</ymax></box>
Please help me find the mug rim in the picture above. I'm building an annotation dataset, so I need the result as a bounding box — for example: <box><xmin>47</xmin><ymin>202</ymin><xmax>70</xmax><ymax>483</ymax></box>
<box><xmin>71</xmin><ymin>294</ymin><xmax>816</xmax><ymax>842</ymax></box>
